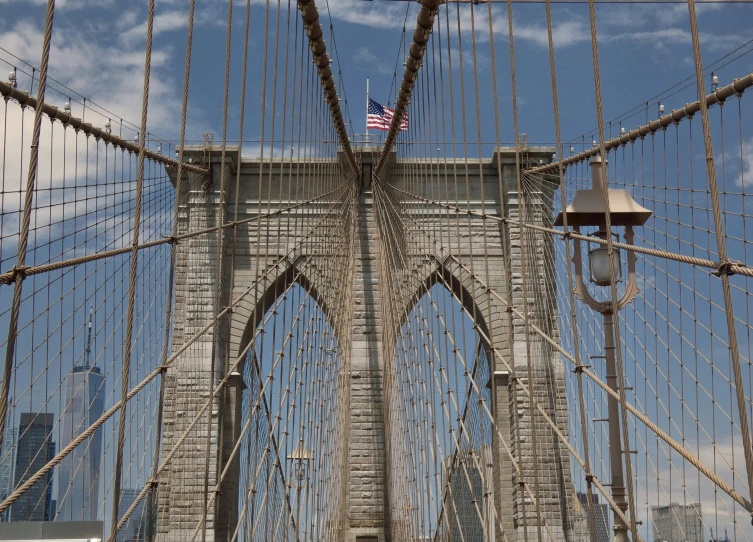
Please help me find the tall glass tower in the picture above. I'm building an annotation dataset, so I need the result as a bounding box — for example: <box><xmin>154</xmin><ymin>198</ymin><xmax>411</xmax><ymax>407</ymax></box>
<box><xmin>0</xmin><ymin>422</ymin><xmax>15</xmax><ymax>521</ymax></box>
<box><xmin>11</xmin><ymin>413</ymin><xmax>55</xmax><ymax>521</ymax></box>
<box><xmin>57</xmin><ymin>307</ymin><xmax>105</xmax><ymax>522</ymax></box>
<box><xmin>116</xmin><ymin>488</ymin><xmax>153</xmax><ymax>541</ymax></box>
<box><xmin>441</xmin><ymin>451</ymin><xmax>485</xmax><ymax>541</ymax></box>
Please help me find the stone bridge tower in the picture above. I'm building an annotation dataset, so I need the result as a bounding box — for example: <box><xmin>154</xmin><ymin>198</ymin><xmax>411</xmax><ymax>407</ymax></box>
<box><xmin>156</xmin><ymin>146</ymin><xmax>584</xmax><ymax>541</ymax></box>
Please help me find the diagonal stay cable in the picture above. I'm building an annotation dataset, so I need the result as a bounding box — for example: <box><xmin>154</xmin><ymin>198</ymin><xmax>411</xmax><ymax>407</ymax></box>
<box><xmin>373</xmin><ymin>178</ymin><xmax>647</xmax><ymax>539</ymax></box>
<box><xmin>0</xmin><ymin>0</ymin><xmax>56</xmax><ymax>457</ymax></box>
<box><xmin>388</xmin><ymin>189</ymin><xmax>753</xmax><ymax>515</ymax></box>
<box><xmin>0</xmin><ymin>186</ymin><xmax>344</xmax><ymax>286</ymax></box>
<box><xmin>374</xmin><ymin>0</ymin><xmax>439</xmax><ymax>176</ymax></box>
<box><xmin>297</xmin><ymin>0</ymin><xmax>359</xmax><ymax>175</ymax></box>
<box><xmin>0</xmin><ymin>188</ymin><xmax>351</xmax><ymax>517</ymax></box>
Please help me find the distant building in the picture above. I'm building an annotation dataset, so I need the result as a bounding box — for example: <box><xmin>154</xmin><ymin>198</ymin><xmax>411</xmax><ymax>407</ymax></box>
<box><xmin>57</xmin><ymin>308</ymin><xmax>105</xmax><ymax>522</ymax></box>
<box><xmin>652</xmin><ymin>502</ymin><xmax>704</xmax><ymax>542</ymax></box>
<box><xmin>441</xmin><ymin>451</ymin><xmax>485</xmax><ymax>541</ymax></box>
<box><xmin>57</xmin><ymin>365</ymin><xmax>105</xmax><ymax>521</ymax></box>
<box><xmin>117</xmin><ymin>488</ymin><xmax>153</xmax><ymax>542</ymax></box>
<box><xmin>577</xmin><ymin>491</ymin><xmax>610</xmax><ymax>542</ymax></box>
<box><xmin>709</xmin><ymin>527</ymin><xmax>731</xmax><ymax>542</ymax></box>
<box><xmin>0</xmin><ymin>425</ymin><xmax>15</xmax><ymax>522</ymax></box>
<box><xmin>11</xmin><ymin>413</ymin><xmax>55</xmax><ymax>522</ymax></box>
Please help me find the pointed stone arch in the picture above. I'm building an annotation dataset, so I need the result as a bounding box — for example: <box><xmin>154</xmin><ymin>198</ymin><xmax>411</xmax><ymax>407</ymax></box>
<box><xmin>228</xmin><ymin>256</ymin><xmax>346</xmax><ymax>364</ymax></box>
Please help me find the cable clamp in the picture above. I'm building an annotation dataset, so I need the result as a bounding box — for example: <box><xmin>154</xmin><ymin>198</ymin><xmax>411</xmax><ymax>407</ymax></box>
<box><xmin>11</xmin><ymin>265</ymin><xmax>30</xmax><ymax>283</ymax></box>
<box><xmin>714</xmin><ymin>259</ymin><xmax>744</xmax><ymax>277</ymax></box>
<box><xmin>162</xmin><ymin>235</ymin><xmax>178</xmax><ymax>245</ymax></box>
<box><xmin>572</xmin><ymin>364</ymin><xmax>590</xmax><ymax>374</ymax></box>
<box><xmin>150</xmin><ymin>479</ymin><xmax>160</xmax><ymax>489</ymax></box>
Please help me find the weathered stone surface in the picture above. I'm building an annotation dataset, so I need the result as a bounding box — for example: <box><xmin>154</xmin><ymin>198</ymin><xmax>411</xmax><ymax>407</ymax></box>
<box><xmin>159</xmin><ymin>147</ymin><xmax>583</xmax><ymax>542</ymax></box>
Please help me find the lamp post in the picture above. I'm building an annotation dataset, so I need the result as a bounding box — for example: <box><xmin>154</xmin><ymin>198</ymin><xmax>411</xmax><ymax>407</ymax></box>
<box><xmin>555</xmin><ymin>155</ymin><xmax>652</xmax><ymax>542</ymax></box>
<box><xmin>288</xmin><ymin>439</ymin><xmax>314</xmax><ymax>535</ymax></box>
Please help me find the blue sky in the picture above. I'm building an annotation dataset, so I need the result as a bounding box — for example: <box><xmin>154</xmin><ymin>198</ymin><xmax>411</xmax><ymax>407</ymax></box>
<box><xmin>0</xmin><ymin>0</ymin><xmax>751</xmax><ymax>153</ymax></box>
<box><xmin>1</xmin><ymin>0</ymin><xmax>753</xmax><ymax>539</ymax></box>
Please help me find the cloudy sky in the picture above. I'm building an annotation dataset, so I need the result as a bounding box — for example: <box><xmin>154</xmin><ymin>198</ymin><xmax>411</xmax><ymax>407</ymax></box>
<box><xmin>1</xmin><ymin>0</ymin><xmax>753</xmax><ymax>539</ymax></box>
<box><xmin>1</xmin><ymin>0</ymin><xmax>751</xmax><ymax>152</ymax></box>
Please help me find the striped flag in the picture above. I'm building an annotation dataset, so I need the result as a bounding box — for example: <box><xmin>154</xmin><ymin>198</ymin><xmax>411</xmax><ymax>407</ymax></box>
<box><xmin>367</xmin><ymin>97</ymin><xmax>408</xmax><ymax>132</ymax></box>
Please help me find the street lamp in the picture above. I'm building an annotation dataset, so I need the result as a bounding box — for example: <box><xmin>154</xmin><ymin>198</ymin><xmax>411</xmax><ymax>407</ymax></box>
<box><xmin>288</xmin><ymin>439</ymin><xmax>314</xmax><ymax>490</ymax></box>
<box><xmin>288</xmin><ymin>439</ymin><xmax>314</xmax><ymax>534</ymax></box>
<box><xmin>555</xmin><ymin>155</ymin><xmax>652</xmax><ymax>542</ymax></box>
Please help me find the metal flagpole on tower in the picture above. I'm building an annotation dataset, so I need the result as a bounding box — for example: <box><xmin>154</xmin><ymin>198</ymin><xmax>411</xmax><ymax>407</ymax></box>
<box><xmin>366</xmin><ymin>77</ymin><xmax>369</xmax><ymax>143</ymax></box>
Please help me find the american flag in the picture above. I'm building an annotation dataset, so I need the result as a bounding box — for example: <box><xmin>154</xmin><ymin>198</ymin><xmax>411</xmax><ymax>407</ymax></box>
<box><xmin>367</xmin><ymin>98</ymin><xmax>409</xmax><ymax>132</ymax></box>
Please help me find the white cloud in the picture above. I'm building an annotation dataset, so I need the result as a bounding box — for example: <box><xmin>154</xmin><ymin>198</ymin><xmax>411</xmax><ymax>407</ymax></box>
<box><xmin>352</xmin><ymin>46</ymin><xmax>393</xmax><ymax>76</ymax></box>
<box><xmin>316</xmin><ymin>0</ymin><xmax>413</xmax><ymax>31</ymax></box>
<box><xmin>598</xmin><ymin>3</ymin><xmax>724</xmax><ymax>29</ymax></box>
<box><xmin>120</xmin><ymin>10</ymin><xmax>189</xmax><ymax>46</ymax></box>
<box><xmin>0</xmin><ymin>9</ymin><xmax>190</xmax><ymax>260</ymax></box>
<box><xmin>512</xmin><ymin>19</ymin><xmax>589</xmax><ymax>49</ymax></box>
<box><xmin>734</xmin><ymin>138</ymin><xmax>753</xmax><ymax>188</ymax></box>
<box><xmin>715</xmin><ymin>137</ymin><xmax>753</xmax><ymax>188</ymax></box>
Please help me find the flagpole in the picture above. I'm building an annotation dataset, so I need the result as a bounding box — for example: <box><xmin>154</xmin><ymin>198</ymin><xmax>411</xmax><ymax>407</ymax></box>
<box><xmin>366</xmin><ymin>77</ymin><xmax>369</xmax><ymax>144</ymax></box>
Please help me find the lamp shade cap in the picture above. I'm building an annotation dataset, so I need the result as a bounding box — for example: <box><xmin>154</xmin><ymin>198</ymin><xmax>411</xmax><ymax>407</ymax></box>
<box><xmin>554</xmin><ymin>188</ymin><xmax>652</xmax><ymax>227</ymax></box>
<box><xmin>288</xmin><ymin>440</ymin><xmax>314</xmax><ymax>461</ymax></box>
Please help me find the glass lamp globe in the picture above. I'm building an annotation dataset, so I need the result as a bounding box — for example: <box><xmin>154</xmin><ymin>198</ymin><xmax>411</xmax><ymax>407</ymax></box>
<box><xmin>588</xmin><ymin>244</ymin><xmax>622</xmax><ymax>287</ymax></box>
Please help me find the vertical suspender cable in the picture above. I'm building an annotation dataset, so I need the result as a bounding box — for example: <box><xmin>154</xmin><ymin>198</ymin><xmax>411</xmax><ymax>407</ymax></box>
<box><xmin>685</xmin><ymin>0</ymin><xmax>753</xmax><ymax>518</ymax></box>
<box><xmin>109</xmin><ymin>1</ymin><xmax>155</xmax><ymax>539</ymax></box>
<box><xmin>585</xmin><ymin>0</ymin><xmax>639</xmax><ymax>538</ymax></box>
<box><xmin>0</xmin><ymin>0</ymin><xmax>56</xmax><ymax>455</ymax></box>
<box><xmin>145</xmin><ymin>1</ymin><xmax>197</xmax><ymax>540</ymax></box>
<box><xmin>373</xmin><ymin>0</ymin><xmax>438</xmax><ymax>177</ymax></box>
<box><xmin>483</xmin><ymin>3</ymin><xmax>530</xmax><ymax>540</ymax></box>
<box><xmin>201</xmin><ymin>0</ymin><xmax>234</xmax><ymax>540</ymax></box>
<box><xmin>540</xmin><ymin>0</ymin><xmax>599</xmax><ymax>539</ymax></box>
<box><xmin>504</xmin><ymin>0</ymin><xmax>545</xmax><ymax>537</ymax></box>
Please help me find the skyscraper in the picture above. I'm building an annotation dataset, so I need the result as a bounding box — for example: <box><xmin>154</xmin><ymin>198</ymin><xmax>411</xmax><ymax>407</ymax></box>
<box><xmin>11</xmin><ymin>413</ymin><xmax>55</xmax><ymax>522</ymax></box>
<box><xmin>116</xmin><ymin>488</ymin><xmax>153</xmax><ymax>542</ymax></box>
<box><xmin>57</xmin><ymin>307</ymin><xmax>105</xmax><ymax>522</ymax></box>
<box><xmin>0</xmin><ymin>424</ymin><xmax>15</xmax><ymax>522</ymax></box>
<box><xmin>441</xmin><ymin>451</ymin><xmax>485</xmax><ymax>541</ymax></box>
<box><xmin>577</xmin><ymin>491</ymin><xmax>610</xmax><ymax>542</ymax></box>
<box><xmin>652</xmin><ymin>502</ymin><xmax>704</xmax><ymax>542</ymax></box>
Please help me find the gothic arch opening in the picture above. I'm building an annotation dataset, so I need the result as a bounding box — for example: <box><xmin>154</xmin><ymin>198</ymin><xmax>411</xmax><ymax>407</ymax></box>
<box><xmin>234</xmin><ymin>263</ymin><xmax>342</xmax><ymax>361</ymax></box>
<box><xmin>386</xmin><ymin>273</ymin><xmax>494</xmax><ymax>542</ymax></box>
<box><xmin>230</xmin><ymin>276</ymin><xmax>347</xmax><ymax>541</ymax></box>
